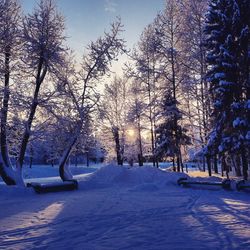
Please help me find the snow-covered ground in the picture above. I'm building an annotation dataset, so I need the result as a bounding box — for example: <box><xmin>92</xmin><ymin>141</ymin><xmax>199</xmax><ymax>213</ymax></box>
<box><xmin>0</xmin><ymin>164</ymin><xmax>250</xmax><ymax>250</ymax></box>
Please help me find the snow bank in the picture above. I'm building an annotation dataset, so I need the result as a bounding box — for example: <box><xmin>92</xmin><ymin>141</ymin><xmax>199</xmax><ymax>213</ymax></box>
<box><xmin>79</xmin><ymin>164</ymin><xmax>187</xmax><ymax>190</ymax></box>
<box><xmin>22</xmin><ymin>164</ymin><xmax>101</xmax><ymax>179</ymax></box>
<box><xmin>0</xmin><ymin>183</ymin><xmax>34</xmax><ymax>198</ymax></box>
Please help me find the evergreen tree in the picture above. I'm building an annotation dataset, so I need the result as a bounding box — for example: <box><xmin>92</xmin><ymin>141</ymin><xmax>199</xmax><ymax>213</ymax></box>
<box><xmin>205</xmin><ymin>0</ymin><xmax>250</xmax><ymax>179</ymax></box>
<box><xmin>155</xmin><ymin>92</ymin><xmax>190</xmax><ymax>171</ymax></box>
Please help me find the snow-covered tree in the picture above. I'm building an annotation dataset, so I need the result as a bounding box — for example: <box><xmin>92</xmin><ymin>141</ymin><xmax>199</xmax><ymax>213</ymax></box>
<box><xmin>57</xmin><ymin>20</ymin><xmax>125</xmax><ymax>180</ymax></box>
<box><xmin>155</xmin><ymin>91</ymin><xmax>190</xmax><ymax>171</ymax></box>
<box><xmin>205</xmin><ymin>0</ymin><xmax>250</xmax><ymax>179</ymax></box>
<box><xmin>127</xmin><ymin>80</ymin><xmax>146</xmax><ymax>166</ymax></box>
<box><xmin>127</xmin><ymin>23</ymin><xmax>162</xmax><ymax>167</ymax></box>
<box><xmin>99</xmin><ymin>76</ymin><xmax>128</xmax><ymax>165</ymax></box>
<box><xmin>153</xmin><ymin>0</ymin><xmax>187</xmax><ymax>171</ymax></box>
<box><xmin>179</xmin><ymin>0</ymin><xmax>212</xmax><ymax>171</ymax></box>
<box><xmin>0</xmin><ymin>0</ymin><xmax>67</xmax><ymax>185</ymax></box>
<box><xmin>0</xmin><ymin>0</ymin><xmax>22</xmax><ymax>185</ymax></box>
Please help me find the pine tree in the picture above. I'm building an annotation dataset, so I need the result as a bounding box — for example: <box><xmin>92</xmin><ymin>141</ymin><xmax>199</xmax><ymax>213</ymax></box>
<box><xmin>205</xmin><ymin>0</ymin><xmax>250</xmax><ymax>179</ymax></box>
<box><xmin>155</xmin><ymin>91</ymin><xmax>190</xmax><ymax>171</ymax></box>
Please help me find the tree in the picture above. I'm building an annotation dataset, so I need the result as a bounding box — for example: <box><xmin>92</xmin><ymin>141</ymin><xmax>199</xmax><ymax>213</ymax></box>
<box><xmin>57</xmin><ymin>20</ymin><xmax>125</xmax><ymax>180</ymax></box>
<box><xmin>155</xmin><ymin>91</ymin><xmax>190</xmax><ymax>171</ymax></box>
<box><xmin>127</xmin><ymin>23</ymin><xmax>162</xmax><ymax>167</ymax></box>
<box><xmin>154</xmin><ymin>0</ymin><xmax>187</xmax><ymax>171</ymax></box>
<box><xmin>127</xmin><ymin>80</ymin><xmax>146</xmax><ymax>166</ymax></box>
<box><xmin>99</xmin><ymin>76</ymin><xmax>128</xmax><ymax>165</ymax></box>
<box><xmin>0</xmin><ymin>0</ymin><xmax>22</xmax><ymax>185</ymax></box>
<box><xmin>0</xmin><ymin>0</ymin><xmax>66</xmax><ymax>185</ymax></box>
<box><xmin>205</xmin><ymin>0</ymin><xmax>250</xmax><ymax>179</ymax></box>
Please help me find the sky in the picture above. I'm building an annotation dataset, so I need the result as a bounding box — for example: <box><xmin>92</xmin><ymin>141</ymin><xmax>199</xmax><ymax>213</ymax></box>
<box><xmin>21</xmin><ymin>0</ymin><xmax>165</xmax><ymax>64</ymax></box>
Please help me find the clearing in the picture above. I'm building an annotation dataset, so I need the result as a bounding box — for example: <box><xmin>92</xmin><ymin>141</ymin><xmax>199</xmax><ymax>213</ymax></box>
<box><xmin>0</xmin><ymin>164</ymin><xmax>250</xmax><ymax>250</ymax></box>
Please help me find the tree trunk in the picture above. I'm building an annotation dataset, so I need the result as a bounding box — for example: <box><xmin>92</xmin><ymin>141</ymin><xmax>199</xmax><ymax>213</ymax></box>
<box><xmin>113</xmin><ymin>127</ymin><xmax>123</xmax><ymax>165</ymax></box>
<box><xmin>221</xmin><ymin>156</ymin><xmax>229</xmax><ymax>179</ymax></box>
<box><xmin>213</xmin><ymin>154</ymin><xmax>218</xmax><ymax>174</ymax></box>
<box><xmin>202</xmin><ymin>156</ymin><xmax>206</xmax><ymax>172</ymax></box>
<box><xmin>172</xmin><ymin>157</ymin><xmax>176</xmax><ymax>172</ymax></box>
<box><xmin>138</xmin><ymin>154</ymin><xmax>143</xmax><ymax>166</ymax></box>
<box><xmin>0</xmin><ymin>161</ymin><xmax>16</xmax><ymax>185</ymax></box>
<box><xmin>75</xmin><ymin>155</ymin><xmax>78</xmax><ymax>167</ymax></box>
<box><xmin>29</xmin><ymin>145</ymin><xmax>34</xmax><ymax>168</ymax></box>
<box><xmin>232</xmin><ymin>155</ymin><xmax>242</xmax><ymax>177</ymax></box>
<box><xmin>177</xmin><ymin>155</ymin><xmax>180</xmax><ymax>172</ymax></box>
<box><xmin>17</xmin><ymin>59</ymin><xmax>47</xmax><ymax>168</ymax></box>
<box><xmin>137</xmin><ymin>118</ymin><xmax>143</xmax><ymax>166</ymax></box>
<box><xmin>59</xmin><ymin>136</ymin><xmax>77</xmax><ymax>181</ymax></box>
<box><xmin>86</xmin><ymin>151</ymin><xmax>89</xmax><ymax>167</ymax></box>
<box><xmin>29</xmin><ymin>156</ymin><xmax>33</xmax><ymax>169</ymax></box>
<box><xmin>0</xmin><ymin>48</ymin><xmax>16</xmax><ymax>185</ymax></box>
<box><xmin>180</xmin><ymin>152</ymin><xmax>184</xmax><ymax>173</ymax></box>
<box><xmin>241</xmin><ymin>148</ymin><xmax>248</xmax><ymax>180</ymax></box>
<box><xmin>206</xmin><ymin>155</ymin><xmax>212</xmax><ymax>177</ymax></box>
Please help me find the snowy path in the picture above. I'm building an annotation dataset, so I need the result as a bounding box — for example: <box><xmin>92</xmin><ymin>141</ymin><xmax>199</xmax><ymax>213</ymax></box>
<box><xmin>0</xmin><ymin>166</ymin><xmax>250</xmax><ymax>250</ymax></box>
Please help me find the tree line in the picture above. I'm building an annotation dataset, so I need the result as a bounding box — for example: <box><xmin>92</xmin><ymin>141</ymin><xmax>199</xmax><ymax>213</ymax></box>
<box><xmin>0</xmin><ymin>0</ymin><xmax>125</xmax><ymax>185</ymax></box>
<box><xmin>0</xmin><ymin>0</ymin><xmax>249</xmax><ymax>187</ymax></box>
<box><xmin>100</xmin><ymin>0</ymin><xmax>249</xmax><ymax>180</ymax></box>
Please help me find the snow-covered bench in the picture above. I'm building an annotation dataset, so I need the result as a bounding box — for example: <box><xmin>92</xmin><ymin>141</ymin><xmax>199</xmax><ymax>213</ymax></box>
<box><xmin>27</xmin><ymin>180</ymin><xmax>78</xmax><ymax>194</ymax></box>
<box><xmin>177</xmin><ymin>177</ymin><xmax>231</xmax><ymax>190</ymax></box>
<box><xmin>236</xmin><ymin>180</ymin><xmax>250</xmax><ymax>191</ymax></box>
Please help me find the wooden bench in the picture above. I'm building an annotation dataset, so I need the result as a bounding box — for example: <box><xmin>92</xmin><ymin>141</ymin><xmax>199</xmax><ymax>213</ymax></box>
<box><xmin>236</xmin><ymin>180</ymin><xmax>250</xmax><ymax>191</ymax></box>
<box><xmin>27</xmin><ymin>180</ymin><xmax>78</xmax><ymax>194</ymax></box>
<box><xmin>177</xmin><ymin>177</ymin><xmax>231</xmax><ymax>190</ymax></box>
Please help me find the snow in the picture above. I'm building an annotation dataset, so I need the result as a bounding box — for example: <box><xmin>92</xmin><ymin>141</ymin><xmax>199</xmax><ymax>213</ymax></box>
<box><xmin>233</xmin><ymin>117</ymin><xmax>241</xmax><ymax>128</ymax></box>
<box><xmin>214</xmin><ymin>72</ymin><xmax>225</xmax><ymax>79</ymax></box>
<box><xmin>233</xmin><ymin>117</ymin><xmax>247</xmax><ymax>128</ymax></box>
<box><xmin>246</xmin><ymin>131</ymin><xmax>250</xmax><ymax>140</ymax></box>
<box><xmin>1</xmin><ymin>164</ymin><xmax>250</xmax><ymax>250</ymax></box>
<box><xmin>219</xmin><ymin>80</ymin><xmax>234</xmax><ymax>86</ymax></box>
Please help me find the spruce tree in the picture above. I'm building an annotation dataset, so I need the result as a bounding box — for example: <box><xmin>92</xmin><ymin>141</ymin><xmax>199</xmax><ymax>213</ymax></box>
<box><xmin>155</xmin><ymin>92</ymin><xmax>190</xmax><ymax>171</ymax></box>
<box><xmin>205</xmin><ymin>0</ymin><xmax>249</xmax><ymax>179</ymax></box>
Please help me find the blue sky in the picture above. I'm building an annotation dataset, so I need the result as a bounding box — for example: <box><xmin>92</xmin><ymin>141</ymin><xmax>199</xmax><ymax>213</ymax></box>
<box><xmin>21</xmin><ymin>0</ymin><xmax>165</xmax><ymax>61</ymax></box>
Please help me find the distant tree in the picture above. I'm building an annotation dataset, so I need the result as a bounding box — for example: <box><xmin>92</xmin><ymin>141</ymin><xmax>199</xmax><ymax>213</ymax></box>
<box><xmin>127</xmin><ymin>24</ymin><xmax>162</xmax><ymax>167</ymax></box>
<box><xmin>179</xmin><ymin>0</ymin><xmax>212</xmax><ymax>171</ymax></box>
<box><xmin>57</xmin><ymin>20</ymin><xmax>125</xmax><ymax>180</ymax></box>
<box><xmin>155</xmin><ymin>91</ymin><xmax>190</xmax><ymax>171</ymax></box>
<box><xmin>154</xmin><ymin>0</ymin><xmax>187</xmax><ymax>171</ymax></box>
<box><xmin>99</xmin><ymin>76</ymin><xmax>128</xmax><ymax>165</ymax></box>
<box><xmin>127</xmin><ymin>80</ymin><xmax>146</xmax><ymax>166</ymax></box>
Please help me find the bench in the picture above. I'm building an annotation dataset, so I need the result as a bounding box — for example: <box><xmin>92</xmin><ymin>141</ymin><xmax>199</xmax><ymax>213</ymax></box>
<box><xmin>27</xmin><ymin>180</ymin><xmax>78</xmax><ymax>194</ymax></box>
<box><xmin>177</xmin><ymin>177</ymin><xmax>231</xmax><ymax>190</ymax></box>
<box><xmin>236</xmin><ymin>180</ymin><xmax>250</xmax><ymax>191</ymax></box>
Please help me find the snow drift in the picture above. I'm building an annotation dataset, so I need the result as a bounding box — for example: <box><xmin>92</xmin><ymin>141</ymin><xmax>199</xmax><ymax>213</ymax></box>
<box><xmin>79</xmin><ymin>164</ymin><xmax>187</xmax><ymax>190</ymax></box>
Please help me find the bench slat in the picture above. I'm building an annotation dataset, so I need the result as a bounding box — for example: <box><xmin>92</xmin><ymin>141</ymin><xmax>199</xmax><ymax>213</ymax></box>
<box><xmin>236</xmin><ymin>180</ymin><xmax>250</xmax><ymax>191</ymax></box>
<box><xmin>177</xmin><ymin>178</ymin><xmax>231</xmax><ymax>190</ymax></box>
<box><xmin>27</xmin><ymin>180</ymin><xmax>78</xmax><ymax>194</ymax></box>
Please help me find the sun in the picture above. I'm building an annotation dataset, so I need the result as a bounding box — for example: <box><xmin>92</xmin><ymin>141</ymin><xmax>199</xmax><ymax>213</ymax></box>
<box><xmin>127</xmin><ymin>129</ymin><xmax>135</xmax><ymax>137</ymax></box>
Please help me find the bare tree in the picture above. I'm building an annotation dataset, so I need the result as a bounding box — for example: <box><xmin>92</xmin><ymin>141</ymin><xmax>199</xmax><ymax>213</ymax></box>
<box><xmin>99</xmin><ymin>76</ymin><xmax>128</xmax><ymax>166</ymax></box>
<box><xmin>127</xmin><ymin>79</ymin><xmax>146</xmax><ymax>166</ymax></box>
<box><xmin>0</xmin><ymin>0</ymin><xmax>66</xmax><ymax>185</ymax></box>
<box><xmin>154</xmin><ymin>0</ymin><xmax>186</xmax><ymax>171</ymax></box>
<box><xmin>179</xmin><ymin>0</ymin><xmax>212</xmax><ymax>172</ymax></box>
<box><xmin>57</xmin><ymin>20</ymin><xmax>125</xmax><ymax>180</ymax></box>
<box><xmin>127</xmin><ymin>24</ymin><xmax>162</xmax><ymax>167</ymax></box>
<box><xmin>0</xmin><ymin>0</ymin><xmax>22</xmax><ymax>185</ymax></box>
